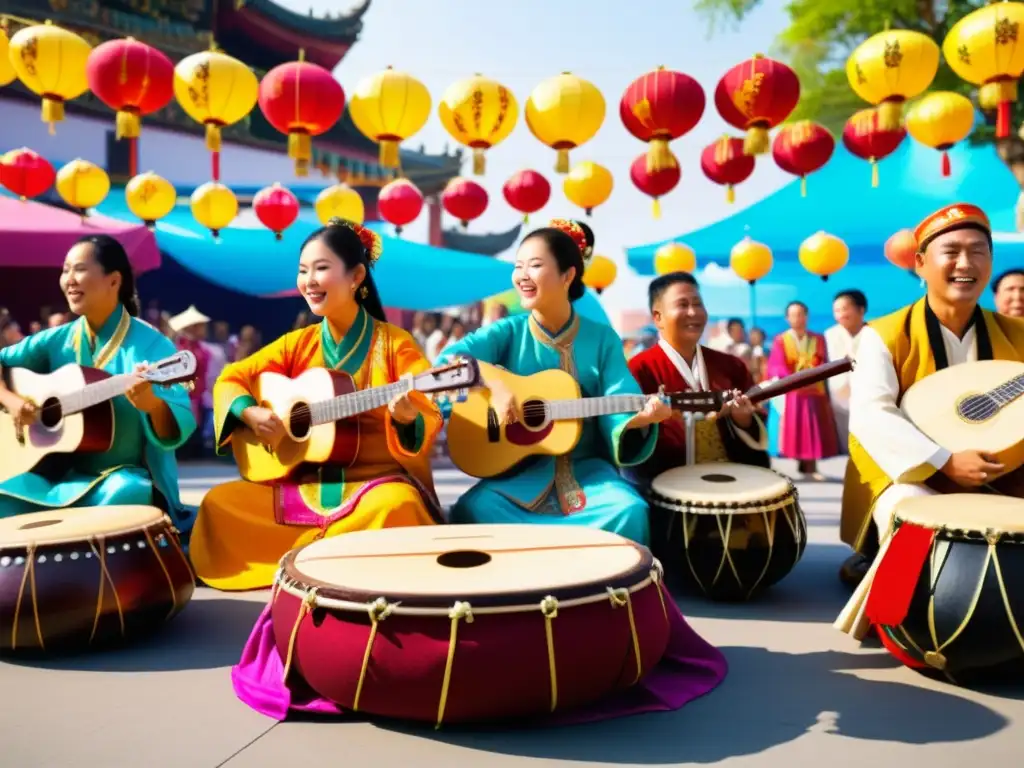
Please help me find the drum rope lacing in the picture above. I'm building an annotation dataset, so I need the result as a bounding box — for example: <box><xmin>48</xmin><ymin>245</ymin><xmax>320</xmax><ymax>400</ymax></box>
<box><xmin>10</xmin><ymin>543</ymin><xmax>43</xmax><ymax>651</ymax></box>
<box><xmin>607</xmin><ymin>588</ymin><xmax>643</xmax><ymax>686</ymax></box>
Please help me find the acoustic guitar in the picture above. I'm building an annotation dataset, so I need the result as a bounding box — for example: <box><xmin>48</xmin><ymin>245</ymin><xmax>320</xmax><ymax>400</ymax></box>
<box><xmin>447</xmin><ymin>358</ymin><xmax>854</xmax><ymax>478</ymax></box>
<box><xmin>900</xmin><ymin>359</ymin><xmax>1024</xmax><ymax>496</ymax></box>
<box><xmin>0</xmin><ymin>351</ymin><xmax>198</xmax><ymax>483</ymax></box>
<box><xmin>232</xmin><ymin>358</ymin><xmax>480</xmax><ymax>483</ymax></box>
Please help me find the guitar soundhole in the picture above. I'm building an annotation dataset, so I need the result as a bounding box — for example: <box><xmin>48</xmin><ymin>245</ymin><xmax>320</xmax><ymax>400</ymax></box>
<box><xmin>521</xmin><ymin>399</ymin><xmax>547</xmax><ymax>428</ymax></box>
<box><xmin>289</xmin><ymin>403</ymin><xmax>312</xmax><ymax>440</ymax></box>
<box><xmin>958</xmin><ymin>394</ymin><xmax>999</xmax><ymax>423</ymax></box>
<box><xmin>39</xmin><ymin>397</ymin><xmax>62</xmax><ymax>429</ymax></box>
<box><xmin>437</xmin><ymin>550</ymin><xmax>492</xmax><ymax>569</ymax></box>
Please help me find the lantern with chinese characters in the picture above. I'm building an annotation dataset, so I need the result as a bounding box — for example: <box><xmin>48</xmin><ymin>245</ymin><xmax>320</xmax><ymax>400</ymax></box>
<box><xmin>502</xmin><ymin>169</ymin><xmax>550</xmax><ymax>222</ymax></box>
<box><xmin>905</xmin><ymin>91</ymin><xmax>975</xmax><ymax>176</ymax></box>
<box><xmin>441</xmin><ymin>177</ymin><xmax>489</xmax><ymax>229</ymax></box>
<box><xmin>730</xmin><ymin>237</ymin><xmax>773</xmax><ymax>284</ymax></box>
<box><xmin>125</xmin><ymin>171</ymin><xmax>177</xmax><ymax>228</ymax></box>
<box><xmin>583</xmin><ymin>255</ymin><xmax>617</xmax><ymax>294</ymax></box>
<box><xmin>439</xmin><ymin>74</ymin><xmax>518</xmax><ymax>175</ymax></box>
<box><xmin>253</xmin><ymin>183</ymin><xmax>300</xmax><ymax>240</ymax></box>
<box><xmin>56</xmin><ymin>159</ymin><xmax>111</xmax><ymax>215</ymax></box>
<box><xmin>620</xmin><ymin>66</ymin><xmax>705</xmax><ymax>172</ymax></box>
<box><xmin>258</xmin><ymin>55</ymin><xmax>345</xmax><ymax>177</ymax></box>
<box><xmin>654</xmin><ymin>242</ymin><xmax>697</xmax><ymax>275</ymax></box>
<box><xmin>771</xmin><ymin>121</ymin><xmax>835</xmax><ymax>196</ymax></box>
<box><xmin>348</xmin><ymin>66</ymin><xmax>431</xmax><ymax>168</ymax></box>
<box><xmin>714</xmin><ymin>55</ymin><xmax>801</xmax><ymax>155</ymax></box>
<box><xmin>943</xmin><ymin>2</ymin><xmax>1024</xmax><ymax>139</ymax></box>
<box><xmin>0</xmin><ymin>27</ymin><xmax>17</xmax><ymax>87</ymax></box>
<box><xmin>8</xmin><ymin>22</ymin><xmax>92</xmax><ymax>133</ymax></box>
<box><xmin>630</xmin><ymin>151</ymin><xmax>680</xmax><ymax>219</ymax></box>
<box><xmin>885</xmin><ymin>228</ymin><xmax>919</xmax><ymax>272</ymax></box>
<box><xmin>314</xmin><ymin>183</ymin><xmax>364</xmax><ymax>226</ymax></box>
<box><xmin>525</xmin><ymin>72</ymin><xmax>606</xmax><ymax>173</ymax></box>
<box><xmin>847</xmin><ymin>29</ymin><xmax>939</xmax><ymax>131</ymax></box>
<box><xmin>700</xmin><ymin>136</ymin><xmax>755</xmax><ymax>203</ymax></box>
<box><xmin>378</xmin><ymin>178</ymin><xmax>423</xmax><ymax>235</ymax></box>
<box><xmin>191</xmin><ymin>181</ymin><xmax>238</xmax><ymax>238</ymax></box>
<box><xmin>563</xmin><ymin>161</ymin><xmax>613</xmax><ymax>216</ymax></box>
<box><xmin>0</xmin><ymin>148</ymin><xmax>55</xmax><ymax>200</ymax></box>
<box><xmin>174</xmin><ymin>50</ymin><xmax>259</xmax><ymax>181</ymax></box>
<box><xmin>86</xmin><ymin>39</ymin><xmax>174</xmax><ymax>143</ymax></box>
<box><xmin>842</xmin><ymin>108</ymin><xmax>907</xmax><ymax>187</ymax></box>
<box><xmin>799</xmin><ymin>231</ymin><xmax>849</xmax><ymax>281</ymax></box>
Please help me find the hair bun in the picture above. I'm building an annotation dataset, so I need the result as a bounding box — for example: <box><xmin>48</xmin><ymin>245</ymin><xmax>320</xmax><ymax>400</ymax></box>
<box><xmin>548</xmin><ymin>218</ymin><xmax>590</xmax><ymax>260</ymax></box>
<box><xmin>327</xmin><ymin>217</ymin><xmax>383</xmax><ymax>265</ymax></box>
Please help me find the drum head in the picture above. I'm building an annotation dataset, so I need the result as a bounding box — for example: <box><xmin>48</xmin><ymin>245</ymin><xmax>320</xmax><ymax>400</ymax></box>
<box><xmin>0</xmin><ymin>505</ymin><xmax>165</xmax><ymax>548</ymax></box>
<box><xmin>286</xmin><ymin>524</ymin><xmax>652</xmax><ymax>608</ymax></box>
<box><xmin>650</xmin><ymin>462</ymin><xmax>793</xmax><ymax>511</ymax></box>
<box><xmin>895</xmin><ymin>494</ymin><xmax>1024</xmax><ymax>533</ymax></box>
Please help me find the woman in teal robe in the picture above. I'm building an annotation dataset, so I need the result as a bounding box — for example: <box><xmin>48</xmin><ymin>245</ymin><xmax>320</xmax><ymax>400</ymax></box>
<box><xmin>439</xmin><ymin>220</ymin><xmax>671</xmax><ymax>545</ymax></box>
<box><xmin>0</xmin><ymin>236</ymin><xmax>195</xmax><ymax>529</ymax></box>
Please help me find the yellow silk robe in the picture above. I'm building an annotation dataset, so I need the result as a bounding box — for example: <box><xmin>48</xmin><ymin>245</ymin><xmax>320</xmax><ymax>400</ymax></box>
<box><xmin>189</xmin><ymin>308</ymin><xmax>443</xmax><ymax>591</ymax></box>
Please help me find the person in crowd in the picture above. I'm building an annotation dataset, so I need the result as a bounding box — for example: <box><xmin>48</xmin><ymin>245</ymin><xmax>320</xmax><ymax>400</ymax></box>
<box><xmin>993</xmin><ymin>268</ymin><xmax>1024</xmax><ymax>318</ymax></box>
<box><xmin>824</xmin><ymin>289</ymin><xmax>868</xmax><ymax>451</ymax></box>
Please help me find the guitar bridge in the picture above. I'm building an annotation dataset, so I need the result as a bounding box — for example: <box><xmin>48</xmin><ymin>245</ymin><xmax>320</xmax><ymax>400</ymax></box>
<box><xmin>486</xmin><ymin>406</ymin><xmax>500</xmax><ymax>443</ymax></box>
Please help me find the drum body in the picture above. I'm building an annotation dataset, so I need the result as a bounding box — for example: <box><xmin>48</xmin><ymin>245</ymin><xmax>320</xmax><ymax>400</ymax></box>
<box><xmin>0</xmin><ymin>506</ymin><xmax>194</xmax><ymax>654</ymax></box>
<box><xmin>271</xmin><ymin>524</ymin><xmax>672</xmax><ymax>725</ymax></box>
<box><xmin>876</xmin><ymin>495</ymin><xmax>1024</xmax><ymax>684</ymax></box>
<box><xmin>647</xmin><ymin>463</ymin><xmax>806</xmax><ymax>601</ymax></box>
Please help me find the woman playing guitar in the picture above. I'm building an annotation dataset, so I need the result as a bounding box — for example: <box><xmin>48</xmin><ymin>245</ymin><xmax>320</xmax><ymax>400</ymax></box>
<box><xmin>189</xmin><ymin>219</ymin><xmax>445</xmax><ymax>591</ymax></box>
<box><xmin>0</xmin><ymin>236</ymin><xmax>196</xmax><ymax>526</ymax></box>
<box><xmin>438</xmin><ymin>219</ymin><xmax>672</xmax><ymax>545</ymax></box>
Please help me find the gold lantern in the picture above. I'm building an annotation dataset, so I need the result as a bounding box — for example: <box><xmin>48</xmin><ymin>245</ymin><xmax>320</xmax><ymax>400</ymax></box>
<box><xmin>438</xmin><ymin>74</ymin><xmax>518</xmax><ymax>175</ymax></box>
<box><xmin>798</xmin><ymin>231</ymin><xmax>849</xmax><ymax>281</ymax></box>
<box><xmin>526</xmin><ymin>72</ymin><xmax>606</xmax><ymax>173</ymax></box>
<box><xmin>0</xmin><ymin>26</ymin><xmax>16</xmax><ymax>87</ymax></box>
<box><xmin>730</xmin><ymin>237</ymin><xmax>773</xmax><ymax>283</ymax></box>
<box><xmin>905</xmin><ymin>91</ymin><xmax>975</xmax><ymax>176</ymax></box>
<box><xmin>8</xmin><ymin>22</ymin><xmax>92</xmax><ymax>133</ymax></box>
<box><xmin>846</xmin><ymin>29</ymin><xmax>940</xmax><ymax>131</ymax></box>
<box><xmin>55</xmin><ymin>159</ymin><xmax>111</xmax><ymax>214</ymax></box>
<box><xmin>314</xmin><ymin>183</ymin><xmax>365</xmax><ymax>226</ymax></box>
<box><xmin>348</xmin><ymin>66</ymin><xmax>432</xmax><ymax>168</ymax></box>
<box><xmin>583</xmin><ymin>254</ymin><xmax>617</xmax><ymax>294</ymax></box>
<box><xmin>190</xmin><ymin>181</ymin><xmax>238</xmax><ymax>238</ymax></box>
<box><xmin>563</xmin><ymin>161</ymin><xmax>613</xmax><ymax>216</ymax></box>
<box><xmin>126</xmin><ymin>172</ymin><xmax>177</xmax><ymax>228</ymax></box>
<box><xmin>654</xmin><ymin>242</ymin><xmax>697</xmax><ymax>275</ymax></box>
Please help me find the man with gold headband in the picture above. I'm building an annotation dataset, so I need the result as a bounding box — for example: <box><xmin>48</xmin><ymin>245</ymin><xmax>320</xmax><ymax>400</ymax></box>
<box><xmin>836</xmin><ymin>203</ymin><xmax>1024</xmax><ymax>622</ymax></box>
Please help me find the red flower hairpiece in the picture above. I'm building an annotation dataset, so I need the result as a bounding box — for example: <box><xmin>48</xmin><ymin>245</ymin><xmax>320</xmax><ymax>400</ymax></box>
<box><xmin>549</xmin><ymin>218</ymin><xmax>590</xmax><ymax>260</ymax></box>
<box><xmin>328</xmin><ymin>217</ymin><xmax>383</xmax><ymax>265</ymax></box>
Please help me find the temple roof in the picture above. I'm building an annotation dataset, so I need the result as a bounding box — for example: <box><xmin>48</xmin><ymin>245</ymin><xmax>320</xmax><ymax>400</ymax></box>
<box><xmin>441</xmin><ymin>223</ymin><xmax>523</xmax><ymax>256</ymax></box>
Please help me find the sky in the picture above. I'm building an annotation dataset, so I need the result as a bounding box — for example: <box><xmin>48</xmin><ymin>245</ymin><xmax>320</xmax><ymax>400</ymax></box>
<box><xmin>276</xmin><ymin>0</ymin><xmax>795</xmax><ymax>315</ymax></box>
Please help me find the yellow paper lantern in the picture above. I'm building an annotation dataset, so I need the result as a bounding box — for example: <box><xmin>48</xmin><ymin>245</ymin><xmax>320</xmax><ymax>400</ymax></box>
<box><xmin>126</xmin><ymin>172</ymin><xmax>177</xmax><ymax>228</ymax></box>
<box><xmin>173</xmin><ymin>50</ymin><xmax>259</xmax><ymax>156</ymax></box>
<box><xmin>846</xmin><ymin>30</ymin><xmax>940</xmax><ymax>131</ymax></box>
<box><xmin>730</xmin><ymin>237</ymin><xmax>773</xmax><ymax>283</ymax></box>
<box><xmin>583</xmin><ymin>254</ymin><xmax>617</xmax><ymax>294</ymax></box>
<box><xmin>55</xmin><ymin>159</ymin><xmax>111</xmax><ymax>213</ymax></box>
<box><xmin>190</xmin><ymin>181</ymin><xmax>238</xmax><ymax>238</ymax></box>
<box><xmin>563</xmin><ymin>161</ymin><xmax>613</xmax><ymax>216</ymax></box>
<box><xmin>942</xmin><ymin>2</ymin><xmax>1024</xmax><ymax>139</ymax></box>
<box><xmin>905</xmin><ymin>91</ymin><xmax>975</xmax><ymax>176</ymax></box>
<box><xmin>8</xmin><ymin>22</ymin><xmax>92</xmax><ymax>133</ymax></box>
<box><xmin>348</xmin><ymin>66</ymin><xmax>432</xmax><ymax>169</ymax></box>
<box><xmin>526</xmin><ymin>72</ymin><xmax>606</xmax><ymax>173</ymax></box>
<box><xmin>654</xmin><ymin>242</ymin><xmax>697</xmax><ymax>275</ymax></box>
<box><xmin>314</xmin><ymin>183</ymin><xmax>365</xmax><ymax>226</ymax></box>
<box><xmin>0</xmin><ymin>27</ymin><xmax>16</xmax><ymax>87</ymax></box>
<box><xmin>438</xmin><ymin>74</ymin><xmax>518</xmax><ymax>175</ymax></box>
<box><xmin>798</xmin><ymin>231</ymin><xmax>849</xmax><ymax>281</ymax></box>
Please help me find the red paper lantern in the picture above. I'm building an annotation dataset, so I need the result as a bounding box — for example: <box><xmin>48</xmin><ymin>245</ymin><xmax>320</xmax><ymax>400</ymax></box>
<box><xmin>378</xmin><ymin>178</ymin><xmax>423</xmax><ymax>235</ymax></box>
<box><xmin>620</xmin><ymin>67</ymin><xmax>705</xmax><ymax>172</ymax></box>
<box><xmin>772</xmin><ymin>121</ymin><xmax>835</xmax><ymax>197</ymax></box>
<box><xmin>258</xmin><ymin>58</ymin><xmax>345</xmax><ymax>177</ymax></box>
<box><xmin>700</xmin><ymin>136</ymin><xmax>755</xmax><ymax>204</ymax></box>
<box><xmin>842</xmin><ymin>108</ymin><xmax>907</xmax><ymax>188</ymax></box>
<box><xmin>86</xmin><ymin>39</ymin><xmax>174</xmax><ymax>141</ymax></box>
<box><xmin>714</xmin><ymin>54</ymin><xmax>801</xmax><ymax>156</ymax></box>
<box><xmin>629</xmin><ymin>151</ymin><xmax>680</xmax><ymax>219</ymax></box>
<box><xmin>252</xmin><ymin>183</ymin><xmax>299</xmax><ymax>240</ymax></box>
<box><xmin>0</xmin><ymin>148</ymin><xmax>55</xmax><ymax>200</ymax></box>
<box><xmin>442</xmin><ymin>177</ymin><xmax>489</xmax><ymax>229</ymax></box>
<box><xmin>503</xmin><ymin>169</ymin><xmax>550</xmax><ymax>222</ymax></box>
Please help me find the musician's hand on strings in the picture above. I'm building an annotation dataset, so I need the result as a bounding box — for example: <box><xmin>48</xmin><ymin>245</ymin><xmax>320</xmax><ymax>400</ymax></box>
<box><xmin>7</xmin><ymin>396</ymin><xmax>38</xmax><ymax>436</ymax></box>
<box><xmin>124</xmin><ymin>363</ymin><xmax>163</xmax><ymax>414</ymax></box>
<box><xmin>723</xmin><ymin>390</ymin><xmax>756</xmax><ymax>429</ymax></box>
<box><xmin>388</xmin><ymin>391</ymin><xmax>419</xmax><ymax>425</ymax></box>
<box><xmin>626</xmin><ymin>395</ymin><xmax>672</xmax><ymax>430</ymax></box>
<box><xmin>242</xmin><ymin>406</ymin><xmax>287</xmax><ymax>450</ymax></box>
<box><xmin>487</xmin><ymin>380</ymin><xmax>521</xmax><ymax>426</ymax></box>
<box><xmin>941</xmin><ymin>450</ymin><xmax>1005</xmax><ymax>487</ymax></box>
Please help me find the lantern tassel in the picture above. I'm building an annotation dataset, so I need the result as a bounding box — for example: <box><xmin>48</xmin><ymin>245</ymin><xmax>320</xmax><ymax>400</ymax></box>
<box><xmin>289</xmin><ymin>132</ymin><xmax>312</xmax><ymax>178</ymax></box>
<box><xmin>116</xmin><ymin>109</ymin><xmax>142</xmax><ymax>140</ymax></box>
<box><xmin>41</xmin><ymin>97</ymin><xmax>64</xmax><ymax>135</ymax></box>
<box><xmin>726</xmin><ymin>185</ymin><xmax>736</xmax><ymax>204</ymax></box>
<box><xmin>212</xmin><ymin>151</ymin><xmax>221</xmax><ymax>182</ymax></box>
<box><xmin>997</xmin><ymin>101</ymin><xmax>1012</xmax><ymax>140</ymax></box>
<box><xmin>555</xmin><ymin>148</ymin><xmax>570</xmax><ymax>174</ymax></box>
<box><xmin>941</xmin><ymin>150</ymin><xmax>951</xmax><ymax>177</ymax></box>
<box><xmin>205</xmin><ymin>123</ymin><xmax>222</xmax><ymax>153</ymax></box>
<box><xmin>876</xmin><ymin>100</ymin><xmax>903</xmax><ymax>132</ymax></box>
<box><xmin>800</xmin><ymin>176</ymin><xmax>808</xmax><ymax>198</ymax></box>
<box><xmin>646</xmin><ymin>139</ymin><xmax>677</xmax><ymax>173</ymax></box>
<box><xmin>472</xmin><ymin>148</ymin><xmax>486</xmax><ymax>175</ymax></box>
<box><xmin>379</xmin><ymin>140</ymin><xmax>400</xmax><ymax>169</ymax></box>
<box><xmin>651</xmin><ymin>198</ymin><xmax>661</xmax><ymax>219</ymax></box>
<box><xmin>743</xmin><ymin>126</ymin><xmax>770</xmax><ymax>156</ymax></box>
<box><xmin>871</xmin><ymin>158</ymin><xmax>879</xmax><ymax>188</ymax></box>
<box><xmin>522</xmin><ymin>213</ymin><xmax>530</xmax><ymax>224</ymax></box>
<box><xmin>979</xmin><ymin>80</ymin><xmax>1017</xmax><ymax>139</ymax></box>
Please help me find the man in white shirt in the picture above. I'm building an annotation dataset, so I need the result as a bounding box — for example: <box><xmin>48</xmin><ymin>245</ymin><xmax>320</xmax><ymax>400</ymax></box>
<box><xmin>993</xmin><ymin>268</ymin><xmax>1024</xmax><ymax>318</ymax></box>
<box><xmin>824</xmin><ymin>289</ymin><xmax>868</xmax><ymax>452</ymax></box>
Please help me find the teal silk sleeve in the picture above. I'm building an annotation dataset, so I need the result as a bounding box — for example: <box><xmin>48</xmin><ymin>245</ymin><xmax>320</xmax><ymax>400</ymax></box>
<box><xmin>0</xmin><ymin>327</ymin><xmax>61</xmax><ymax>373</ymax></box>
<box><xmin>437</xmin><ymin>318</ymin><xmax>514</xmax><ymax>367</ymax></box>
<box><xmin>138</xmin><ymin>334</ymin><xmax>196</xmax><ymax>452</ymax></box>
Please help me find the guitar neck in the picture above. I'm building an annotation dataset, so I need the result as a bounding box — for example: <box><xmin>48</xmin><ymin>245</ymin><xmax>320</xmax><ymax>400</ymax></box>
<box><xmin>309</xmin><ymin>379</ymin><xmax>411</xmax><ymax>426</ymax></box>
<box><xmin>60</xmin><ymin>374</ymin><xmax>134</xmax><ymax>416</ymax></box>
<box><xmin>547</xmin><ymin>395</ymin><xmax>648</xmax><ymax>421</ymax></box>
<box><xmin>992</xmin><ymin>373</ymin><xmax>1024</xmax><ymax>407</ymax></box>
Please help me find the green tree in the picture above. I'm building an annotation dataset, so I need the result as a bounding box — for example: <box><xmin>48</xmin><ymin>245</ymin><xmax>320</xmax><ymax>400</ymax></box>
<box><xmin>696</xmin><ymin>0</ymin><xmax>1024</xmax><ymax>213</ymax></box>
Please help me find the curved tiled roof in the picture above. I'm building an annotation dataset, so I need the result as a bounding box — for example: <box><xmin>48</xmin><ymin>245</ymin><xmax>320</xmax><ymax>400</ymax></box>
<box><xmin>232</xmin><ymin>0</ymin><xmax>370</xmax><ymax>40</ymax></box>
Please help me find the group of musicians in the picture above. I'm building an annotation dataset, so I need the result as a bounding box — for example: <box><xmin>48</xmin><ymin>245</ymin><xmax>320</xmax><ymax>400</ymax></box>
<box><xmin>1</xmin><ymin>204</ymin><xmax>1022</xmax><ymax>634</ymax></box>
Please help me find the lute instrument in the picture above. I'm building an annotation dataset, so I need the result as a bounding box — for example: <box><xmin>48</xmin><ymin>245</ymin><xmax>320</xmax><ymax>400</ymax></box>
<box><xmin>232</xmin><ymin>358</ymin><xmax>480</xmax><ymax>483</ymax></box>
<box><xmin>0</xmin><ymin>351</ymin><xmax>198</xmax><ymax>483</ymax></box>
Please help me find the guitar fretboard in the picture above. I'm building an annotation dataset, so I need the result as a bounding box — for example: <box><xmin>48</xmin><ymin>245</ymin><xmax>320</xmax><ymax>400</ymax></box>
<box><xmin>309</xmin><ymin>379</ymin><xmax>413</xmax><ymax>426</ymax></box>
<box><xmin>991</xmin><ymin>373</ymin><xmax>1024</xmax><ymax>406</ymax></box>
<box><xmin>546</xmin><ymin>395</ymin><xmax>649</xmax><ymax>421</ymax></box>
<box><xmin>59</xmin><ymin>374</ymin><xmax>135</xmax><ymax>416</ymax></box>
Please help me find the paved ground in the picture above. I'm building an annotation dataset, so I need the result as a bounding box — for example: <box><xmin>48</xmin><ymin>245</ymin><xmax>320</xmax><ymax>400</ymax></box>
<box><xmin>3</xmin><ymin>457</ymin><xmax>1022</xmax><ymax>767</ymax></box>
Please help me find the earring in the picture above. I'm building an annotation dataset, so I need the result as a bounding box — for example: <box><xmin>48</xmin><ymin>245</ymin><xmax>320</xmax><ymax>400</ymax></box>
<box><xmin>360</xmin><ymin>286</ymin><xmax>369</xmax><ymax>299</ymax></box>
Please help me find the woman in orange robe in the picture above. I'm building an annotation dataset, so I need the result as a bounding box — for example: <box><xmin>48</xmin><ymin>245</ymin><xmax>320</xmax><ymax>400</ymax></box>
<box><xmin>190</xmin><ymin>220</ymin><xmax>444</xmax><ymax>591</ymax></box>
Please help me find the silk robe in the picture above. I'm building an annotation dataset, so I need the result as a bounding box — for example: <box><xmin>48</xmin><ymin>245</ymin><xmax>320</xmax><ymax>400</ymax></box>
<box><xmin>823</xmin><ymin>323</ymin><xmax>865</xmax><ymax>453</ymax></box>
<box><xmin>439</xmin><ymin>312</ymin><xmax>658</xmax><ymax>545</ymax></box>
<box><xmin>189</xmin><ymin>308</ymin><xmax>443</xmax><ymax>591</ymax></box>
<box><xmin>0</xmin><ymin>305</ymin><xmax>195</xmax><ymax>528</ymax></box>
<box><xmin>766</xmin><ymin>330</ymin><xmax>839</xmax><ymax>461</ymax></box>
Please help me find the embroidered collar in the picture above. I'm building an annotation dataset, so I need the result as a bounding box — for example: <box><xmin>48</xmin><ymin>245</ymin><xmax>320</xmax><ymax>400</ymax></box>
<box><xmin>658</xmin><ymin>339</ymin><xmax>708</xmax><ymax>391</ymax></box>
<box><xmin>528</xmin><ymin>309</ymin><xmax>579</xmax><ymax>350</ymax></box>
<box><xmin>74</xmin><ymin>304</ymin><xmax>131</xmax><ymax>369</ymax></box>
<box><xmin>320</xmin><ymin>307</ymin><xmax>372</xmax><ymax>374</ymax></box>
<box><xmin>923</xmin><ymin>299</ymin><xmax>991</xmax><ymax>370</ymax></box>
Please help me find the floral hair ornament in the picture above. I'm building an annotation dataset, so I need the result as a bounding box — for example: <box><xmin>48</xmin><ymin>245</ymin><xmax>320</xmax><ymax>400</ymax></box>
<box><xmin>549</xmin><ymin>218</ymin><xmax>590</xmax><ymax>260</ymax></box>
<box><xmin>327</xmin><ymin>216</ymin><xmax>384</xmax><ymax>266</ymax></box>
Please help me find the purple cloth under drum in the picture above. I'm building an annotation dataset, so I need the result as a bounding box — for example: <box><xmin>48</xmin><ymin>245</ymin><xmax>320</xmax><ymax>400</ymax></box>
<box><xmin>231</xmin><ymin>584</ymin><xmax>728</xmax><ymax>724</ymax></box>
